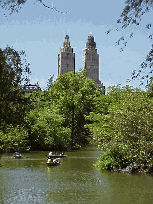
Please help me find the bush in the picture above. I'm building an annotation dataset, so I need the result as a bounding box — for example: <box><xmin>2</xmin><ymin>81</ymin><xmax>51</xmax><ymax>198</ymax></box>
<box><xmin>98</xmin><ymin>150</ymin><xmax>118</xmax><ymax>170</ymax></box>
<box><xmin>1</xmin><ymin>125</ymin><xmax>30</xmax><ymax>152</ymax></box>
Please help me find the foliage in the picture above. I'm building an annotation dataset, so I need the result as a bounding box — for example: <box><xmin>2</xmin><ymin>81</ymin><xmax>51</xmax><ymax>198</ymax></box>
<box><xmin>24</xmin><ymin>70</ymin><xmax>99</xmax><ymax>150</ymax></box>
<box><xmin>147</xmin><ymin>78</ymin><xmax>153</xmax><ymax>96</ymax></box>
<box><xmin>126</xmin><ymin>49</ymin><xmax>153</xmax><ymax>89</ymax></box>
<box><xmin>118</xmin><ymin>0</ymin><xmax>153</xmax><ymax>29</ymax></box>
<box><xmin>106</xmin><ymin>0</ymin><xmax>153</xmax><ymax>88</ymax></box>
<box><xmin>0</xmin><ymin>125</ymin><xmax>30</xmax><ymax>153</ymax></box>
<box><xmin>0</xmin><ymin>46</ymin><xmax>31</xmax><ymax>152</ymax></box>
<box><xmin>0</xmin><ymin>0</ymin><xmax>71</xmax><ymax>14</ymax></box>
<box><xmin>48</xmin><ymin>71</ymin><xmax>99</xmax><ymax>148</ymax></box>
<box><xmin>87</xmin><ymin>85</ymin><xmax>153</xmax><ymax>170</ymax></box>
<box><xmin>25</xmin><ymin>106</ymin><xmax>71</xmax><ymax>151</ymax></box>
<box><xmin>97</xmin><ymin>150</ymin><xmax>124</xmax><ymax>170</ymax></box>
<box><xmin>0</xmin><ymin>0</ymin><xmax>27</xmax><ymax>14</ymax></box>
<box><xmin>122</xmin><ymin>0</ymin><xmax>153</xmax><ymax>88</ymax></box>
<box><xmin>2</xmin><ymin>45</ymin><xmax>31</xmax><ymax>85</ymax></box>
<box><xmin>46</xmin><ymin>74</ymin><xmax>54</xmax><ymax>90</ymax></box>
<box><xmin>0</xmin><ymin>46</ymin><xmax>30</xmax><ymax>129</ymax></box>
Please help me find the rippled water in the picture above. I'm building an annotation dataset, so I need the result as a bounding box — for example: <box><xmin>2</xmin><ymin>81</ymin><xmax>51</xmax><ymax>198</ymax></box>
<box><xmin>0</xmin><ymin>147</ymin><xmax>153</xmax><ymax>204</ymax></box>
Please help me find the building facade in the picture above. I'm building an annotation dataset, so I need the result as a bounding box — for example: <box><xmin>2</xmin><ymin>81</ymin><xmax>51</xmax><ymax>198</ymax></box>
<box><xmin>83</xmin><ymin>35</ymin><xmax>102</xmax><ymax>88</ymax></box>
<box><xmin>58</xmin><ymin>35</ymin><xmax>75</xmax><ymax>76</ymax></box>
<box><xmin>20</xmin><ymin>83</ymin><xmax>41</xmax><ymax>94</ymax></box>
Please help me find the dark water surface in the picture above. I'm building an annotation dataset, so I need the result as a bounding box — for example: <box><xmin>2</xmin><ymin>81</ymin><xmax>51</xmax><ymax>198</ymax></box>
<box><xmin>0</xmin><ymin>146</ymin><xmax>153</xmax><ymax>204</ymax></box>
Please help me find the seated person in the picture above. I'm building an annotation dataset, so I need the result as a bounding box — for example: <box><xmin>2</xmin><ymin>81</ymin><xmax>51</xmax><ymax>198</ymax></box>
<box><xmin>47</xmin><ymin>158</ymin><xmax>52</xmax><ymax>163</ymax></box>
<box><xmin>53</xmin><ymin>158</ymin><xmax>60</xmax><ymax>164</ymax></box>
<box><xmin>14</xmin><ymin>152</ymin><xmax>19</xmax><ymax>156</ymax></box>
<box><xmin>49</xmin><ymin>152</ymin><xmax>52</xmax><ymax>156</ymax></box>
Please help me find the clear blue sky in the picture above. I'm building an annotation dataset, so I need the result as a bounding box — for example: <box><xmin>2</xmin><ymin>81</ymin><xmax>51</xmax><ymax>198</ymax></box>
<box><xmin>0</xmin><ymin>0</ymin><xmax>152</xmax><ymax>90</ymax></box>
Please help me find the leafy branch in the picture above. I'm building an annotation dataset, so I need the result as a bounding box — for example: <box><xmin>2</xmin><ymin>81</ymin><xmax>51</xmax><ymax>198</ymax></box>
<box><xmin>0</xmin><ymin>0</ymin><xmax>72</xmax><ymax>15</ymax></box>
<box><xmin>106</xmin><ymin>0</ymin><xmax>153</xmax><ymax>88</ymax></box>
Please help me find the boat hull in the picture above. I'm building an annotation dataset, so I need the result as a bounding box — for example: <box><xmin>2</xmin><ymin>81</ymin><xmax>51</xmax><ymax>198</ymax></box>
<box><xmin>46</xmin><ymin>162</ymin><xmax>60</xmax><ymax>166</ymax></box>
<box><xmin>46</xmin><ymin>155</ymin><xmax>67</xmax><ymax>158</ymax></box>
<box><xmin>14</xmin><ymin>155</ymin><xmax>21</xmax><ymax>159</ymax></box>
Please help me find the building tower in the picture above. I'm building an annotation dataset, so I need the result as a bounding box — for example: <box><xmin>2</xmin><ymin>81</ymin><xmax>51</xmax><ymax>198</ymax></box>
<box><xmin>58</xmin><ymin>35</ymin><xmax>75</xmax><ymax>76</ymax></box>
<box><xmin>83</xmin><ymin>35</ymin><xmax>101</xmax><ymax>87</ymax></box>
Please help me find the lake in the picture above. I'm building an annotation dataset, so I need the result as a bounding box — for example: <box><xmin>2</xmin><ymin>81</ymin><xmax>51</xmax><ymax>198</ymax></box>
<box><xmin>0</xmin><ymin>146</ymin><xmax>153</xmax><ymax>204</ymax></box>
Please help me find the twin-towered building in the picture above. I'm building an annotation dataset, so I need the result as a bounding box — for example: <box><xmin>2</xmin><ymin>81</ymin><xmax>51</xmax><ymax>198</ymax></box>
<box><xmin>58</xmin><ymin>35</ymin><xmax>105</xmax><ymax>90</ymax></box>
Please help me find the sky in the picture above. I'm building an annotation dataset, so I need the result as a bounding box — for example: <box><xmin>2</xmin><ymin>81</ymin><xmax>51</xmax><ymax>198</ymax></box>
<box><xmin>0</xmin><ymin>0</ymin><xmax>153</xmax><ymax>90</ymax></box>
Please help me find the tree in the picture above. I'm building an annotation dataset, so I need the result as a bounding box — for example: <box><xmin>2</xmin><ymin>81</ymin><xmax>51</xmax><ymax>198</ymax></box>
<box><xmin>147</xmin><ymin>78</ymin><xmax>153</xmax><ymax>96</ymax></box>
<box><xmin>49</xmin><ymin>70</ymin><xmax>100</xmax><ymax>149</ymax></box>
<box><xmin>0</xmin><ymin>125</ymin><xmax>30</xmax><ymax>153</ymax></box>
<box><xmin>0</xmin><ymin>0</ymin><xmax>71</xmax><ymax>15</ymax></box>
<box><xmin>25</xmin><ymin>106</ymin><xmax>71</xmax><ymax>151</ymax></box>
<box><xmin>46</xmin><ymin>74</ymin><xmax>54</xmax><ymax>90</ymax></box>
<box><xmin>24</xmin><ymin>70</ymin><xmax>100</xmax><ymax>150</ymax></box>
<box><xmin>86</xmin><ymin>85</ymin><xmax>153</xmax><ymax>170</ymax></box>
<box><xmin>106</xmin><ymin>0</ymin><xmax>153</xmax><ymax>88</ymax></box>
<box><xmin>0</xmin><ymin>46</ymin><xmax>30</xmax><ymax>129</ymax></box>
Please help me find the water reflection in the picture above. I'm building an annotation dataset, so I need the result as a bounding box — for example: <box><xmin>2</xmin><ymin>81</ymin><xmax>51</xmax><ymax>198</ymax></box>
<box><xmin>0</xmin><ymin>147</ymin><xmax>153</xmax><ymax>204</ymax></box>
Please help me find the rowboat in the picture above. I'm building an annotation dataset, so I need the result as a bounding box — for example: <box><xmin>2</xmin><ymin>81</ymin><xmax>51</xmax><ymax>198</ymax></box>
<box><xmin>13</xmin><ymin>152</ymin><xmax>21</xmax><ymax>159</ymax></box>
<box><xmin>46</xmin><ymin>154</ymin><xmax>67</xmax><ymax>159</ymax></box>
<box><xmin>46</xmin><ymin>158</ymin><xmax>60</xmax><ymax>166</ymax></box>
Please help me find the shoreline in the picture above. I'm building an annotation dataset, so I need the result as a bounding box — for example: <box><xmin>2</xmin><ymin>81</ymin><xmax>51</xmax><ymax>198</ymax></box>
<box><xmin>111</xmin><ymin>163</ymin><xmax>153</xmax><ymax>174</ymax></box>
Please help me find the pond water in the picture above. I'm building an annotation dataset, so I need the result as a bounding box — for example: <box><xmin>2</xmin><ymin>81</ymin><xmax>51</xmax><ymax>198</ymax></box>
<box><xmin>0</xmin><ymin>146</ymin><xmax>153</xmax><ymax>204</ymax></box>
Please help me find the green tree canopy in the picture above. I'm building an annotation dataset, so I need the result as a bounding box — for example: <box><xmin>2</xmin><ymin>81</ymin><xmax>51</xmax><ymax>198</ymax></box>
<box><xmin>0</xmin><ymin>46</ymin><xmax>30</xmax><ymax>129</ymax></box>
<box><xmin>48</xmin><ymin>71</ymin><xmax>100</xmax><ymax>148</ymax></box>
<box><xmin>86</xmin><ymin>85</ymin><xmax>153</xmax><ymax>170</ymax></box>
<box><xmin>0</xmin><ymin>125</ymin><xmax>29</xmax><ymax>153</ymax></box>
<box><xmin>25</xmin><ymin>70</ymin><xmax>100</xmax><ymax>150</ymax></box>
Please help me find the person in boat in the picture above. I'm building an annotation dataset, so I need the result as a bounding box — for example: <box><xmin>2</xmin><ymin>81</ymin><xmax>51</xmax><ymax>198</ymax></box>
<box><xmin>49</xmin><ymin>151</ymin><xmax>52</xmax><ymax>156</ymax></box>
<box><xmin>53</xmin><ymin>158</ymin><xmax>60</xmax><ymax>164</ymax></box>
<box><xmin>47</xmin><ymin>157</ymin><xmax>52</xmax><ymax>163</ymax></box>
<box><xmin>14</xmin><ymin>152</ymin><xmax>20</xmax><ymax>156</ymax></box>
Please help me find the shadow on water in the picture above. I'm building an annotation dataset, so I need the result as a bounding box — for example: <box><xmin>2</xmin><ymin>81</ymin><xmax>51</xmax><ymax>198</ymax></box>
<box><xmin>0</xmin><ymin>147</ymin><xmax>153</xmax><ymax>203</ymax></box>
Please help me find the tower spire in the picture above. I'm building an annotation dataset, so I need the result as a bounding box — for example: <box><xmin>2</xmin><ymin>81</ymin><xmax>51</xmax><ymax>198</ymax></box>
<box><xmin>83</xmin><ymin>34</ymin><xmax>101</xmax><ymax>86</ymax></box>
<box><xmin>86</xmin><ymin>35</ymin><xmax>96</xmax><ymax>50</ymax></box>
<box><xmin>63</xmin><ymin>35</ymin><xmax>70</xmax><ymax>47</ymax></box>
<box><xmin>58</xmin><ymin>35</ymin><xmax>75</xmax><ymax>76</ymax></box>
